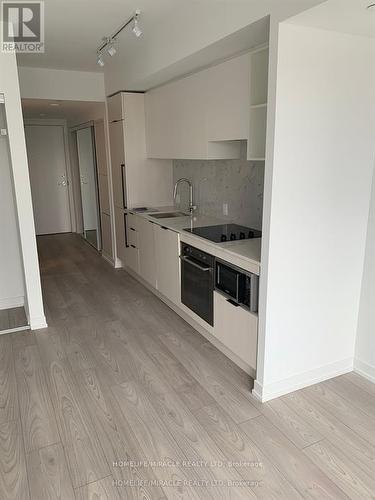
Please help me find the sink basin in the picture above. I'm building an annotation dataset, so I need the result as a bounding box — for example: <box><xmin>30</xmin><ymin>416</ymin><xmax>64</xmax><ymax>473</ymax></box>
<box><xmin>150</xmin><ymin>212</ymin><xmax>188</xmax><ymax>219</ymax></box>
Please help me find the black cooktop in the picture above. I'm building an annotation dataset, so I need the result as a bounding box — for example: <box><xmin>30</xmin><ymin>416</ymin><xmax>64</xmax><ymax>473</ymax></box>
<box><xmin>184</xmin><ymin>224</ymin><xmax>262</xmax><ymax>243</ymax></box>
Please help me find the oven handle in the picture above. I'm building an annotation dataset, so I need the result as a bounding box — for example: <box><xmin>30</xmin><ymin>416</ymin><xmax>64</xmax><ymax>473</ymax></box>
<box><xmin>179</xmin><ymin>255</ymin><xmax>211</xmax><ymax>272</ymax></box>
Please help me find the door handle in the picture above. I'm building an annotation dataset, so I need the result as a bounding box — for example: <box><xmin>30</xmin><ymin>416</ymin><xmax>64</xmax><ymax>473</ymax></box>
<box><xmin>179</xmin><ymin>256</ymin><xmax>211</xmax><ymax>272</ymax></box>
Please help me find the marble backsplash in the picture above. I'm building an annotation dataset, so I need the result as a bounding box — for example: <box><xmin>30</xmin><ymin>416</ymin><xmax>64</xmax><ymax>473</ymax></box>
<box><xmin>173</xmin><ymin>147</ymin><xmax>264</xmax><ymax>230</ymax></box>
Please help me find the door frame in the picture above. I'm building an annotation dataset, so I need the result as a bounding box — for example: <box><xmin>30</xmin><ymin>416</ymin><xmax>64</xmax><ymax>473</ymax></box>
<box><xmin>24</xmin><ymin>118</ymin><xmax>77</xmax><ymax>233</ymax></box>
<box><xmin>74</xmin><ymin>123</ymin><xmax>102</xmax><ymax>251</ymax></box>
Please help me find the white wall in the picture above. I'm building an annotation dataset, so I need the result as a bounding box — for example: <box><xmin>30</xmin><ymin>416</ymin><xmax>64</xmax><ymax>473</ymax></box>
<box><xmin>355</xmin><ymin>162</ymin><xmax>375</xmax><ymax>382</ymax></box>
<box><xmin>18</xmin><ymin>67</ymin><xmax>105</xmax><ymax>101</ymax></box>
<box><xmin>0</xmin><ymin>105</ymin><xmax>25</xmax><ymax>309</ymax></box>
<box><xmin>0</xmin><ymin>47</ymin><xmax>46</xmax><ymax>329</ymax></box>
<box><xmin>255</xmin><ymin>23</ymin><xmax>375</xmax><ymax>401</ymax></box>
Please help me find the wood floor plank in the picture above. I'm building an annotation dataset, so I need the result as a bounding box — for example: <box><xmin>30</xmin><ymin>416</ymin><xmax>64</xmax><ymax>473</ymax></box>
<box><xmin>283</xmin><ymin>390</ymin><xmax>375</xmax><ymax>479</ymax></box>
<box><xmin>76</xmin><ymin>368</ymin><xmax>167</xmax><ymax>500</ymax></box>
<box><xmin>111</xmin><ymin>380</ymin><xmax>210</xmax><ymax>500</ymax></box>
<box><xmin>7</xmin><ymin>308</ymin><xmax>28</xmax><ymax>329</ymax></box>
<box><xmin>305</xmin><ymin>383</ymin><xmax>375</xmax><ymax>448</ymax></box>
<box><xmin>240</xmin><ymin>415</ymin><xmax>349</xmax><ymax>499</ymax></box>
<box><xmin>27</xmin><ymin>443</ymin><xmax>74</xmax><ymax>499</ymax></box>
<box><xmin>324</xmin><ymin>376</ymin><xmax>375</xmax><ymax>420</ymax></box>
<box><xmin>158</xmin><ymin>331</ymin><xmax>260</xmax><ymax>424</ymax></box>
<box><xmin>195</xmin><ymin>404</ymin><xmax>301</xmax><ymax>499</ymax></box>
<box><xmin>44</xmin><ymin>359</ymin><xmax>109</xmax><ymax>488</ymax></box>
<box><xmin>0</xmin><ymin>310</ymin><xmax>10</xmax><ymax>331</ymax></box>
<box><xmin>14</xmin><ymin>345</ymin><xmax>59</xmax><ymax>452</ymax></box>
<box><xmin>35</xmin><ymin>328</ymin><xmax>67</xmax><ymax>366</ymax></box>
<box><xmin>75</xmin><ymin>476</ymin><xmax>121</xmax><ymax>500</ymax></box>
<box><xmin>304</xmin><ymin>439</ymin><xmax>375</xmax><ymax>500</ymax></box>
<box><xmin>0</xmin><ymin>420</ymin><xmax>29</xmax><ymax>500</ymax></box>
<box><xmin>0</xmin><ymin>335</ymin><xmax>19</xmax><ymax>425</ymax></box>
<box><xmin>259</xmin><ymin>398</ymin><xmax>323</xmax><ymax>449</ymax></box>
<box><xmin>342</xmin><ymin>372</ymin><xmax>375</xmax><ymax>398</ymax></box>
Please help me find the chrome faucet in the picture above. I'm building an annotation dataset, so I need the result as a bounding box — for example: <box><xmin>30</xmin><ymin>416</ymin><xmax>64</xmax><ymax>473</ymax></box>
<box><xmin>173</xmin><ymin>178</ymin><xmax>197</xmax><ymax>215</ymax></box>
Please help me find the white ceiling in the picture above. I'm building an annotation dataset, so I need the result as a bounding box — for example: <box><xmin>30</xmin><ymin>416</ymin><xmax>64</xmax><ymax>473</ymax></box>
<box><xmin>16</xmin><ymin>0</ymin><xmax>324</xmax><ymax>76</ymax></box>
<box><xmin>288</xmin><ymin>0</ymin><xmax>375</xmax><ymax>38</ymax></box>
<box><xmin>22</xmin><ymin>98</ymin><xmax>104</xmax><ymax>126</ymax></box>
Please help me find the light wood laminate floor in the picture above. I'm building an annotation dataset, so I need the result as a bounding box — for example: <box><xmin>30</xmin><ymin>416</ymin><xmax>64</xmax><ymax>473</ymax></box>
<box><xmin>1</xmin><ymin>233</ymin><xmax>374</xmax><ymax>499</ymax></box>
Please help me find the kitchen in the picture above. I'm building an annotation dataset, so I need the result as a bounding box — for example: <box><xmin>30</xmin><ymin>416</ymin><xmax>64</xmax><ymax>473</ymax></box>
<box><xmin>108</xmin><ymin>46</ymin><xmax>268</xmax><ymax>379</ymax></box>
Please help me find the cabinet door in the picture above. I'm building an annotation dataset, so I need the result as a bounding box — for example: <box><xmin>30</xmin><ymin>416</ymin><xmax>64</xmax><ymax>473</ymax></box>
<box><xmin>114</xmin><ymin>207</ymin><xmax>126</xmax><ymax>262</ymax></box>
<box><xmin>137</xmin><ymin>217</ymin><xmax>157</xmax><ymax>288</ymax></box>
<box><xmin>214</xmin><ymin>291</ymin><xmax>258</xmax><ymax>370</ymax></box>
<box><xmin>154</xmin><ymin>225</ymin><xmax>180</xmax><ymax>304</ymax></box>
<box><xmin>107</xmin><ymin>93</ymin><xmax>123</xmax><ymax>123</ymax></box>
<box><xmin>109</xmin><ymin>120</ymin><xmax>125</xmax><ymax>208</ymax></box>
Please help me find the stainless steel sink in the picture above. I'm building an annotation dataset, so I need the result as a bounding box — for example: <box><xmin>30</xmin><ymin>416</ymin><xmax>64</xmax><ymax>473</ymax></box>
<box><xmin>150</xmin><ymin>212</ymin><xmax>188</xmax><ymax>219</ymax></box>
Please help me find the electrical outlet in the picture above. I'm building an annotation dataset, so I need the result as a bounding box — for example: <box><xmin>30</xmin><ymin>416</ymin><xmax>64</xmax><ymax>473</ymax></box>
<box><xmin>223</xmin><ymin>203</ymin><xmax>228</xmax><ymax>216</ymax></box>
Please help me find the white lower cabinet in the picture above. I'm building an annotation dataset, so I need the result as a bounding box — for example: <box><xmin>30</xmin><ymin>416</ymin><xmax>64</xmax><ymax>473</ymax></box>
<box><xmin>137</xmin><ymin>217</ymin><xmax>157</xmax><ymax>288</ymax></box>
<box><xmin>154</xmin><ymin>224</ymin><xmax>180</xmax><ymax>305</ymax></box>
<box><xmin>214</xmin><ymin>291</ymin><xmax>258</xmax><ymax>370</ymax></box>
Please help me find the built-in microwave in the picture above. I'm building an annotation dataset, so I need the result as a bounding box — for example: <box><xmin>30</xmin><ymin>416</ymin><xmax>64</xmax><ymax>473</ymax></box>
<box><xmin>215</xmin><ymin>259</ymin><xmax>259</xmax><ymax>313</ymax></box>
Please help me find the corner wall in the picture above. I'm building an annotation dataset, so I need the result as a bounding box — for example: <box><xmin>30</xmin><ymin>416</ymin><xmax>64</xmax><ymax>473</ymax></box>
<box><xmin>0</xmin><ymin>48</ymin><xmax>46</xmax><ymax>329</ymax></box>
<box><xmin>355</xmin><ymin>161</ymin><xmax>375</xmax><ymax>382</ymax></box>
<box><xmin>255</xmin><ymin>24</ymin><xmax>375</xmax><ymax>401</ymax></box>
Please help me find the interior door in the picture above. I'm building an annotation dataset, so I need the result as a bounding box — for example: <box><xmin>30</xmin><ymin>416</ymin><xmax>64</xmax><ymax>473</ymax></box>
<box><xmin>25</xmin><ymin>124</ymin><xmax>71</xmax><ymax>235</ymax></box>
<box><xmin>76</xmin><ymin>127</ymin><xmax>101</xmax><ymax>250</ymax></box>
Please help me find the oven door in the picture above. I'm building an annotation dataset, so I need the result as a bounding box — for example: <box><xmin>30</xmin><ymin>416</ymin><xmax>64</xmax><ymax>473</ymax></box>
<box><xmin>181</xmin><ymin>256</ymin><xmax>214</xmax><ymax>326</ymax></box>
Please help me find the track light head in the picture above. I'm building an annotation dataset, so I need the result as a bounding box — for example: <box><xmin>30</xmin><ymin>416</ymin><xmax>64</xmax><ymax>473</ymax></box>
<box><xmin>107</xmin><ymin>39</ymin><xmax>117</xmax><ymax>56</ymax></box>
<box><xmin>97</xmin><ymin>53</ymin><xmax>105</xmax><ymax>67</ymax></box>
<box><xmin>132</xmin><ymin>11</ymin><xmax>142</xmax><ymax>38</ymax></box>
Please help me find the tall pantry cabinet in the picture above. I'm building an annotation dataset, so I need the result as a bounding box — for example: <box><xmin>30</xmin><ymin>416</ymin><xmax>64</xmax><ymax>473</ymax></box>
<box><xmin>107</xmin><ymin>92</ymin><xmax>173</xmax><ymax>267</ymax></box>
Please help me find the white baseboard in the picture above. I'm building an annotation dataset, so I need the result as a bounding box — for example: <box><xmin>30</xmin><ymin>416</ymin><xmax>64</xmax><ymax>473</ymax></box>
<box><xmin>114</xmin><ymin>257</ymin><xmax>123</xmax><ymax>269</ymax></box>
<box><xmin>253</xmin><ymin>357</ymin><xmax>354</xmax><ymax>402</ymax></box>
<box><xmin>0</xmin><ymin>295</ymin><xmax>24</xmax><ymax>310</ymax></box>
<box><xmin>29</xmin><ymin>315</ymin><xmax>48</xmax><ymax>330</ymax></box>
<box><xmin>354</xmin><ymin>358</ymin><xmax>375</xmax><ymax>384</ymax></box>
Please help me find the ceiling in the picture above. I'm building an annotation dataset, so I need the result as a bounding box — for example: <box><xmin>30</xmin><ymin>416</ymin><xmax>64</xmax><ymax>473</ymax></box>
<box><xmin>288</xmin><ymin>0</ymin><xmax>375</xmax><ymax>38</ymax></box>
<box><xmin>22</xmin><ymin>99</ymin><xmax>104</xmax><ymax>126</ymax></box>
<box><xmin>16</xmin><ymin>0</ymin><xmax>325</xmax><ymax>76</ymax></box>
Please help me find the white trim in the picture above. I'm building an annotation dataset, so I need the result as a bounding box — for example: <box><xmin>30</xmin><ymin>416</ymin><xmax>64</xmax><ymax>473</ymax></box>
<box><xmin>29</xmin><ymin>315</ymin><xmax>48</xmax><ymax>330</ymax></box>
<box><xmin>0</xmin><ymin>325</ymin><xmax>30</xmax><ymax>336</ymax></box>
<box><xmin>0</xmin><ymin>296</ymin><xmax>24</xmax><ymax>310</ymax></box>
<box><xmin>253</xmin><ymin>357</ymin><xmax>354</xmax><ymax>402</ymax></box>
<box><xmin>354</xmin><ymin>358</ymin><xmax>375</xmax><ymax>385</ymax></box>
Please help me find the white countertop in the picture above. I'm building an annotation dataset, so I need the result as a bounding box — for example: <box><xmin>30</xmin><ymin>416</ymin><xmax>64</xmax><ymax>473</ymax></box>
<box><xmin>127</xmin><ymin>207</ymin><xmax>261</xmax><ymax>275</ymax></box>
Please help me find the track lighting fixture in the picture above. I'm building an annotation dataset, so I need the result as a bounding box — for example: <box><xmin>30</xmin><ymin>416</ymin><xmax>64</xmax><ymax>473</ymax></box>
<box><xmin>96</xmin><ymin>9</ymin><xmax>142</xmax><ymax>66</ymax></box>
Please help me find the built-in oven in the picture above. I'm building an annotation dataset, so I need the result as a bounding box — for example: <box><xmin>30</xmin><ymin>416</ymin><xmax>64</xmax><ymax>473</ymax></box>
<box><xmin>180</xmin><ymin>243</ymin><xmax>215</xmax><ymax>326</ymax></box>
<box><xmin>216</xmin><ymin>259</ymin><xmax>259</xmax><ymax>313</ymax></box>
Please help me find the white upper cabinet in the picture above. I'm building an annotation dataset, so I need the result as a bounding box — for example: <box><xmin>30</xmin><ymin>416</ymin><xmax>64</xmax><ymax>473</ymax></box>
<box><xmin>145</xmin><ymin>52</ymin><xmax>251</xmax><ymax>160</ymax></box>
<box><xmin>205</xmin><ymin>54</ymin><xmax>250</xmax><ymax>142</ymax></box>
<box><xmin>107</xmin><ymin>93</ymin><xmax>123</xmax><ymax>123</ymax></box>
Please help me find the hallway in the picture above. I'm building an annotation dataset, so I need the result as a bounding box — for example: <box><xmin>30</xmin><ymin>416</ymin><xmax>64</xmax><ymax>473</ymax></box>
<box><xmin>1</xmin><ymin>234</ymin><xmax>374</xmax><ymax>499</ymax></box>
